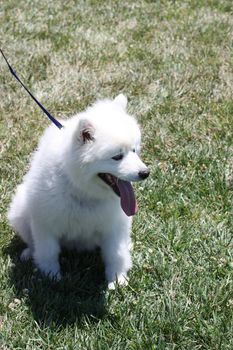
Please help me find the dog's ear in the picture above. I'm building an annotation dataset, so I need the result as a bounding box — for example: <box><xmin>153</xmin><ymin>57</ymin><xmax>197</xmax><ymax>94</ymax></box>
<box><xmin>79</xmin><ymin>120</ymin><xmax>95</xmax><ymax>144</ymax></box>
<box><xmin>114</xmin><ymin>94</ymin><xmax>128</xmax><ymax>110</ymax></box>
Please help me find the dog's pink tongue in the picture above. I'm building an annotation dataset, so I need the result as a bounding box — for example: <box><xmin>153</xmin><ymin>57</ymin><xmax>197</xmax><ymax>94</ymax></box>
<box><xmin>117</xmin><ymin>179</ymin><xmax>137</xmax><ymax>216</ymax></box>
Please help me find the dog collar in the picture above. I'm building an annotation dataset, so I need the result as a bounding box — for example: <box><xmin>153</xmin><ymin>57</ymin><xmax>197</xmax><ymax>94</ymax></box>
<box><xmin>1</xmin><ymin>49</ymin><xmax>63</xmax><ymax>129</ymax></box>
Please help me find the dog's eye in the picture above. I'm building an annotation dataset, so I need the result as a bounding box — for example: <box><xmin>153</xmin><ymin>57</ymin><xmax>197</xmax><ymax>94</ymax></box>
<box><xmin>112</xmin><ymin>154</ymin><xmax>124</xmax><ymax>161</ymax></box>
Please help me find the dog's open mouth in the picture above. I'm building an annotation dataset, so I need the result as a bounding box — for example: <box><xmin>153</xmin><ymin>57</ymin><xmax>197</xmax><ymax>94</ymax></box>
<box><xmin>98</xmin><ymin>173</ymin><xmax>137</xmax><ymax>217</ymax></box>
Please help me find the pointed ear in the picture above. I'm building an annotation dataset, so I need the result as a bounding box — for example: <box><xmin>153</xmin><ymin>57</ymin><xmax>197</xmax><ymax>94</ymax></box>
<box><xmin>79</xmin><ymin>120</ymin><xmax>95</xmax><ymax>144</ymax></box>
<box><xmin>114</xmin><ymin>93</ymin><xmax>128</xmax><ymax>110</ymax></box>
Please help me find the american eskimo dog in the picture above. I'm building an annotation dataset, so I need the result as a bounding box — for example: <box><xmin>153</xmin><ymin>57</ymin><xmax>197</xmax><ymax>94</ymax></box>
<box><xmin>8</xmin><ymin>94</ymin><xmax>149</xmax><ymax>289</ymax></box>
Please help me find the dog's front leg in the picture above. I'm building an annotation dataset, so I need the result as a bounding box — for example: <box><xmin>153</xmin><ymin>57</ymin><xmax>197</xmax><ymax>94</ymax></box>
<box><xmin>31</xmin><ymin>220</ymin><xmax>61</xmax><ymax>280</ymax></box>
<box><xmin>100</xmin><ymin>231</ymin><xmax>132</xmax><ymax>289</ymax></box>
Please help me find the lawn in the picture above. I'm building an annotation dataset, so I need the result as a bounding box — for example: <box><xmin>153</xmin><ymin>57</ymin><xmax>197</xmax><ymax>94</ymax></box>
<box><xmin>0</xmin><ymin>0</ymin><xmax>233</xmax><ymax>349</ymax></box>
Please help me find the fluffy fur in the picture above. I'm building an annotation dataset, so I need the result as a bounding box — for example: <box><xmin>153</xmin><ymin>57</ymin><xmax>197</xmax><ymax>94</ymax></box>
<box><xmin>8</xmin><ymin>94</ymin><xmax>149</xmax><ymax>289</ymax></box>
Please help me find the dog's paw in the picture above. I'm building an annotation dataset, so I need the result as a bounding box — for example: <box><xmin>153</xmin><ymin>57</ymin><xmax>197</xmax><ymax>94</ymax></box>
<box><xmin>42</xmin><ymin>266</ymin><xmax>61</xmax><ymax>281</ymax></box>
<box><xmin>108</xmin><ymin>274</ymin><xmax>129</xmax><ymax>290</ymax></box>
<box><xmin>20</xmin><ymin>247</ymin><xmax>32</xmax><ymax>261</ymax></box>
<box><xmin>48</xmin><ymin>271</ymin><xmax>61</xmax><ymax>281</ymax></box>
<box><xmin>36</xmin><ymin>261</ymin><xmax>61</xmax><ymax>281</ymax></box>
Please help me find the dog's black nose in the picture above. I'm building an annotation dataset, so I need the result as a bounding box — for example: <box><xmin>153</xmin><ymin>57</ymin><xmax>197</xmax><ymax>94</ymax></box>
<box><xmin>138</xmin><ymin>169</ymin><xmax>150</xmax><ymax>180</ymax></box>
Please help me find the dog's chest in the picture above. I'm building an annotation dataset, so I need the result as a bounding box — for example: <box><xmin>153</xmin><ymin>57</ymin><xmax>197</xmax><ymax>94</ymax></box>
<box><xmin>62</xmin><ymin>193</ymin><xmax>114</xmax><ymax>240</ymax></box>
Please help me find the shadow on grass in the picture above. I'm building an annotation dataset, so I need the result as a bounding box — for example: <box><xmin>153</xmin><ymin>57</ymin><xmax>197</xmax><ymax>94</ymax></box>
<box><xmin>4</xmin><ymin>236</ymin><xmax>108</xmax><ymax>327</ymax></box>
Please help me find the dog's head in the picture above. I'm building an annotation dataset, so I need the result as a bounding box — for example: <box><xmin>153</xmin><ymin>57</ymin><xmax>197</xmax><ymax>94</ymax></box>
<box><xmin>63</xmin><ymin>94</ymin><xmax>149</xmax><ymax>216</ymax></box>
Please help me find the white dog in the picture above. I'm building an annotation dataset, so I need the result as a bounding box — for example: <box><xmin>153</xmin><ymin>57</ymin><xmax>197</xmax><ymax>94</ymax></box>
<box><xmin>8</xmin><ymin>94</ymin><xmax>149</xmax><ymax>289</ymax></box>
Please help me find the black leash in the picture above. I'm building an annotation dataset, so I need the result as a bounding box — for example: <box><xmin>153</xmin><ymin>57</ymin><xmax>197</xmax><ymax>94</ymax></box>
<box><xmin>1</xmin><ymin>49</ymin><xmax>63</xmax><ymax>129</ymax></box>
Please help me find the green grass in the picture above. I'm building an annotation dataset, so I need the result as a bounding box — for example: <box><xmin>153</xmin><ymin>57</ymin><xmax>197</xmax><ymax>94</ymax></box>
<box><xmin>1</xmin><ymin>0</ymin><xmax>233</xmax><ymax>349</ymax></box>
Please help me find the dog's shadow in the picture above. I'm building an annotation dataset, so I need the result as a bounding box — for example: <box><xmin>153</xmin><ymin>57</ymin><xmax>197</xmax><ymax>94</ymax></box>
<box><xmin>4</xmin><ymin>236</ymin><xmax>108</xmax><ymax>326</ymax></box>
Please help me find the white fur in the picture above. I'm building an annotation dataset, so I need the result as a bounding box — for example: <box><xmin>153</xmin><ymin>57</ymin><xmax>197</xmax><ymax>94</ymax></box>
<box><xmin>8</xmin><ymin>95</ymin><xmax>148</xmax><ymax>288</ymax></box>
